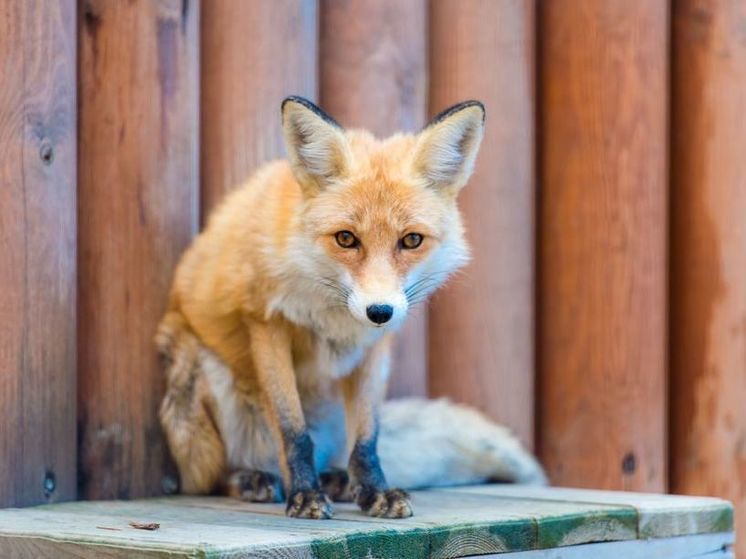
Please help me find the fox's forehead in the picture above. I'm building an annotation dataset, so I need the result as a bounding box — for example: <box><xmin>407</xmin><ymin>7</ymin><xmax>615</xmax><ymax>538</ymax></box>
<box><xmin>343</xmin><ymin>180</ymin><xmax>442</xmax><ymax>235</ymax></box>
<box><xmin>302</xmin><ymin>131</ymin><xmax>452</xmax><ymax>236</ymax></box>
<box><xmin>346</xmin><ymin>130</ymin><xmax>419</xmax><ymax>177</ymax></box>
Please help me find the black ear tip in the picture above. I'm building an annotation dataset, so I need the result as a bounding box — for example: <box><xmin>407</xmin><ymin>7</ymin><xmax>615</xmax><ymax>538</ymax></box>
<box><xmin>281</xmin><ymin>95</ymin><xmax>313</xmax><ymax>113</ymax></box>
<box><xmin>464</xmin><ymin>100</ymin><xmax>486</xmax><ymax>120</ymax></box>
<box><xmin>427</xmin><ymin>100</ymin><xmax>486</xmax><ymax>128</ymax></box>
<box><xmin>281</xmin><ymin>96</ymin><xmax>342</xmax><ymax>129</ymax></box>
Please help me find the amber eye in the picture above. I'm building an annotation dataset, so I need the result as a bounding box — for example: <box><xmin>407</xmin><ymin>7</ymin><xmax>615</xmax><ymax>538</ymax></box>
<box><xmin>400</xmin><ymin>233</ymin><xmax>424</xmax><ymax>249</ymax></box>
<box><xmin>335</xmin><ymin>230</ymin><xmax>359</xmax><ymax>248</ymax></box>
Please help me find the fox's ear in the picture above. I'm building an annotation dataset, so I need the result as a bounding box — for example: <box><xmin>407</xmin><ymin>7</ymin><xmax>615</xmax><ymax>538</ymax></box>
<box><xmin>281</xmin><ymin>96</ymin><xmax>352</xmax><ymax>195</ymax></box>
<box><xmin>412</xmin><ymin>101</ymin><xmax>485</xmax><ymax>194</ymax></box>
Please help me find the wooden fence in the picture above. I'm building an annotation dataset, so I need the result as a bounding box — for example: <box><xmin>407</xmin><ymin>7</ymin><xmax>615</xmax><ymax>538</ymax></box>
<box><xmin>0</xmin><ymin>0</ymin><xmax>743</xmax><ymax>554</ymax></box>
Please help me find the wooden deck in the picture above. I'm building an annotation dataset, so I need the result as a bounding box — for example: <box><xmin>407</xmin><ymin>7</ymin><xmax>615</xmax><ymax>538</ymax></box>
<box><xmin>0</xmin><ymin>485</ymin><xmax>733</xmax><ymax>558</ymax></box>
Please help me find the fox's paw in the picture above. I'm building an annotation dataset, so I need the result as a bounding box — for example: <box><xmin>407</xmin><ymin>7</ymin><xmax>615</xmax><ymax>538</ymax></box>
<box><xmin>320</xmin><ymin>469</ymin><xmax>353</xmax><ymax>502</ymax></box>
<box><xmin>225</xmin><ymin>469</ymin><xmax>284</xmax><ymax>503</ymax></box>
<box><xmin>355</xmin><ymin>486</ymin><xmax>413</xmax><ymax>518</ymax></box>
<box><xmin>286</xmin><ymin>489</ymin><xmax>333</xmax><ymax>519</ymax></box>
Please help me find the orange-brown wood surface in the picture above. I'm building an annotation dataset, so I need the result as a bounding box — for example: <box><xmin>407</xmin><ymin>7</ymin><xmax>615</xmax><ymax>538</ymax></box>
<box><xmin>538</xmin><ymin>1</ymin><xmax>668</xmax><ymax>490</ymax></box>
<box><xmin>77</xmin><ymin>0</ymin><xmax>199</xmax><ymax>499</ymax></box>
<box><xmin>0</xmin><ymin>0</ymin><xmax>77</xmax><ymax>507</ymax></box>
<box><xmin>200</xmin><ymin>0</ymin><xmax>318</xmax><ymax>214</ymax></box>
<box><xmin>427</xmin><ymin>0</ymin><xmax>536</xmax><ymax>446</ymax></box>
<box><xmin>671</xmin><ymin>1</ymin><xmax>746</xmax><ymax>552</ymax></box>
<box><xmin>319</xmin><ymin>0</ymin><xmax>429</xmax><ymax>398</ymax></box>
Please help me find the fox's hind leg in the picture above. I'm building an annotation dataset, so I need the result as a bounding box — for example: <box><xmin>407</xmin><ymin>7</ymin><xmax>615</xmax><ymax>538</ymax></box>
<box><xmin>319</xmin><ymin>469</ymin><xmax>353</xmax><ymax>502</ymax></box>
<box><xmin>157</xmin><ymin>312</ymin><xmax>226</xmax><ymax>495</ymax></box>
<box><xmin>224</xmin><ymin>469</ymin><xmax>284</xmax><ymax>502</ymax></box>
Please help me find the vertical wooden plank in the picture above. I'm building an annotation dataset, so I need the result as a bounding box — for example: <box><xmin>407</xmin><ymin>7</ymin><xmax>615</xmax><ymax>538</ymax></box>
<box><xmin>538</xmin><ymin>1</ymin><xmax>667</xmax><ymax>490</ymax></box>
<box><xmin>200</xmin><ymin>0</ymin><xmax>318</xmax><ymax>214</ymax></box>
<box><xmin>427</xmin><ymin>0</ymin><xmax>535</xmax><ymax>446</ymax></box>
<box><xmin>77</xmin><ymin>0</ymin><xmax>199</xmax><ymax>499</ymax></box>
<box><xmin>0</xmin><ymin>0</ymin><xmax>77</xmax><ymax>507</ymax></box>
<box><xmin>671</xmin><ymin>1</ymin><xmax>746</xmax><ymax>554</ymax></box>
<box><xmin>320</xmin><ymin>0</ymin><xmax>428</xmax><ymax>398</ymax></box>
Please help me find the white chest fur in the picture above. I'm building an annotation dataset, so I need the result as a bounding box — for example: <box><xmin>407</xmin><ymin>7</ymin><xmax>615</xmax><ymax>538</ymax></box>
<box><xmin>269</xmin><ymin>275</ymin><xmax>384</xmax><ymax>345</ymax></box>
<box><xmin>296</xmin><ymin>336</ymin><xmax>367</xmax><ymax>382</ymax></box>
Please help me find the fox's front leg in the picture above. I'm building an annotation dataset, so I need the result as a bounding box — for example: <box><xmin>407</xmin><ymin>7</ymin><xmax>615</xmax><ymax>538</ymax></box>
<box><xmin>342</xmin><ymin>334</ymin><xmax>413</xmax><ymax>518</ymax></box>
<box><xmin>247</xmin><ymin>319</ymin><xmax>332</xmax><ymax>519</ymax></box>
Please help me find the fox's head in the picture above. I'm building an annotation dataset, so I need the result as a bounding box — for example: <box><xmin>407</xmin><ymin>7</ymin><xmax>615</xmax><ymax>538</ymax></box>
<box><xmin>281</xmin><ymin>96</ymin><xmax>484</xmax><ymax>330</ymax></box>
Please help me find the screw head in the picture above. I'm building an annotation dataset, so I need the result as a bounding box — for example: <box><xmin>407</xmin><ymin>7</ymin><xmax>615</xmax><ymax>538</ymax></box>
<box><xmin>39</xmin><ymin>141</ymin><xmax>54</xmax><ymax>165</ymax></box>
<box><xmin>43</xmin><ymin>471</ymin><xmax>56</xmax><ymax>496</ymax></box>
<box><xmin>621</xmin><ymin>452</ymin><xmax>637</xmax><ymax>475</ymax></box>
<box><xmin>161</xmin><ymin>475</ymin><xmax>179</xmax><ymax>495</ymax></box>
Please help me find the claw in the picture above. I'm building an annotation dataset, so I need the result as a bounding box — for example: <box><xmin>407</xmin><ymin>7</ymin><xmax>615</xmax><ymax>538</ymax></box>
<box><xmin>286</xmin><ymin>489</ymin><xmax>333</xmax><ymax>519</ymax></box>
<box><xmin>355</xmin><ymin>486</ymin><xmax>413</xmax><ymax>518</ymax></box>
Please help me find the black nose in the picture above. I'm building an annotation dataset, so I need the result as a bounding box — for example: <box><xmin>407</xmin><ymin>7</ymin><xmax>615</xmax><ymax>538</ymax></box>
<box><xmin>366</xmin><ymin>304</ymin><xmax>394</xmax><ymax>324</ymax></box>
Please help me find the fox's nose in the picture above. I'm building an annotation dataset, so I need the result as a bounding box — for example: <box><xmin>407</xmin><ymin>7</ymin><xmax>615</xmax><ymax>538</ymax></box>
<box><xmin>366</xmin><ymin>304</ymin><xmax>394</xmax><ymax>325</ymax></box>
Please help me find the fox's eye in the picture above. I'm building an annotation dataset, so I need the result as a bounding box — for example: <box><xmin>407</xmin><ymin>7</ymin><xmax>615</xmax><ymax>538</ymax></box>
<box><xmin>335</xmin><ymin>230</ymin><xmax>358</xmax><ymax>249</ymax></box>
<box><xmin>400</xmin><ymin>233</ymin><xmax>424</xmax><ymax>249</ymax></box>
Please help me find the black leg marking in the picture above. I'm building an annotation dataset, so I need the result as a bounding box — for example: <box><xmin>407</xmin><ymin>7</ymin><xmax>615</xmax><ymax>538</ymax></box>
<box><xmin>349</xmin><ymin>438</ymin><xmax>386</xmax><ymax>492</ymax></box>
<box><xmin>224</xmin><ymin>469</ymin><xmax>283</xmax><ymax>503</ymax></box>
<box><xmin>283</xmin><ymin>430</ymin><xmax>332</xmax><ymax>519</ymax></box>
<box><xmin>320</xmin><ymin>468</ymin><xmax>353</xmax><ymax>502</ymax></box>
<box><xmin>349</xmin><ymin>436</ymin><xmax>413</xmax><ymax>518</ymax></box>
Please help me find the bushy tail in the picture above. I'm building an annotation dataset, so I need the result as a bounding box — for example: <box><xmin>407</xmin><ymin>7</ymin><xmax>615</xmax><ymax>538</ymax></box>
<box><xmin>378</xmin><ymin>398</ymin><xmax>546</xmax><ymax>490</ymax></box>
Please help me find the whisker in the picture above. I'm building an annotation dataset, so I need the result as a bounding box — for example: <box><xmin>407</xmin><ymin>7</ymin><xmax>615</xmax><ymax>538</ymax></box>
<box><xmin>407</xmin><ymin>296</ymin><xmax>432</xmax><ymax>308</ymax></box>
<box><xmin>404</xmin><ymin>271</ymin><xmax>453</xmax><ymax>297</ymax></box>
<box><xmin>317</xmin><ymin>277</ymin><xmax>352</xmax><ymax>307</ymax></box>
<box><xmin>405</xmin><ymin>279</ymin><xmax>446</xmax><ymax>302</ymax></box>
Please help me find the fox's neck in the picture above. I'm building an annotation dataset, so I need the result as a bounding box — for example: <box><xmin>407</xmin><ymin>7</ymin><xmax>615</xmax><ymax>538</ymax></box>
<box><xmin>266</xmin><ymin>265</ymin><xmax>386</xmax><ymax>352</ymax></box>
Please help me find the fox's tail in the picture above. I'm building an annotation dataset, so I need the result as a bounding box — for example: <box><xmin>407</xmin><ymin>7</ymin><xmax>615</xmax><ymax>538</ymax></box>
<box><xmin>378</xmin><ymin>398</ymin><xmax>547</xmax><ymax>489</ymax></box>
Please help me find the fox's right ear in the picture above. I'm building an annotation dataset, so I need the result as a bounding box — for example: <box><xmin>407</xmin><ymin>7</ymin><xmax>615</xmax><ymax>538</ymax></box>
<box><xmin>412</xmin><ymin>100</ymin><xmax>485</xmax><ymax>196</ymax></box>
<box><xmin>281</xmin><ymin>96</ymin><xmax>352</xmax><ymax>196</ymax></box>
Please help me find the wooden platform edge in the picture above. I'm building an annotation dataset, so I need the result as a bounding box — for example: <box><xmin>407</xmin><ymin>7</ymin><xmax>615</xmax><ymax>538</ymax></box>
<box><xmin>477</xmin><ymin>532</ymin><xmax>734</xmax><ymax>559</ymax></box>
<box><xmin>0</xmin><ymin>531</ymin><xmax>734</xmax><ymax>559</ymax></box>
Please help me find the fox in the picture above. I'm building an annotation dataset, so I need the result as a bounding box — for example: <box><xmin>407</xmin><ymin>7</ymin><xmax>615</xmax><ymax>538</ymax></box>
<box><xmin>156</xmin><ymin>96</ymin><xmax>545</xmax><ymax>521</ymax></box>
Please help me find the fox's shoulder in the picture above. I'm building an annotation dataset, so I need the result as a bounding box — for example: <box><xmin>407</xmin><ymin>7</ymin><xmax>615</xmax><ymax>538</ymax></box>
<box><xmin>169</xmin><ymin>159</ymin><xmax>302</xmax><ymax>315</ymax></box>
<box><xmin>204</xmin><ymin>159</ymin><xmax>299</xmax><ymax>232</ymax></box>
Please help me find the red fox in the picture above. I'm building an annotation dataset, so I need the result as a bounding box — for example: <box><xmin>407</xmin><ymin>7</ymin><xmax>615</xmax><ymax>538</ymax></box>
<box><xmin>157</xmin><ymin>96</ymin><xmax>545</xmax><ymax>520</ymax></box>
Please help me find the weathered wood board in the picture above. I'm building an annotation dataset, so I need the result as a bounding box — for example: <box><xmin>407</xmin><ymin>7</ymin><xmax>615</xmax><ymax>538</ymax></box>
<box><xmin>670</xmin><ymin>2</ymin><xmax>746</xmax><ymax>558</ymax></box>
<box><xmin>442</xmin><ymin>485</ymin><xmax>734</xmax><ymax>539</ymax></box>
<box><xmin>77</xmin><ymin>0</ymin><xmax>199</xmax><ymax>500</ymax></box>
<box><xmin>0</xmin><ymin>485</ymin><xmax>732</xmax><ymax>558</ymax></box>
<box><xmin>477</xmin><ymin>532</ymin><xmax>733</xmax><ymax>559</ymax></box>
<box><xmin>538</xmin><ymin>0</ymin><xmax>668</xmax><ymax>491</ymax></box>
<box><xmin>0</xmin><ymin>0</ymin><xmax>77</xmax><ymax>507</ymax></box>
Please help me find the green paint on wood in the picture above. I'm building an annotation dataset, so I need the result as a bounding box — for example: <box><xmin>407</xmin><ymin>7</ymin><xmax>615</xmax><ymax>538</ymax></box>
<box><xmin>428</xmin><ymin>519</ymin><xmax>536</xmax><ymax>557</ymax></box>
<box><xmin>537</xmin><ymin>509</ymin><xmax>637</xmax><ymax>548</ymax></box>
<box><xmin>311</xmin><ymin>527</ymin><xmax>429</xmax><ymax>559</ymax></box>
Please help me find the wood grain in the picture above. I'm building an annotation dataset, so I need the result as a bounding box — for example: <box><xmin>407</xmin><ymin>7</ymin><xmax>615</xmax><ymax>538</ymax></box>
<box><xmin>455</xmin><ymin>485</ymin><xmax>734</xmax><ymax>540</ymax></box>
<box><xmin>200</xmin><ymin>0</ymin><xmax>318</xmax><ymax>214</ymax></box>
<box><xmin>538</xmin><ymin>1</ymin><xmax>668</xmax><ymax>490</ymax></box>
<box><xmin>319</xmin><ymin>0</ymin><xmax>428</xmax><ymax>398</ymax></box>
<box><xmin>427</xmin><ymin>0</ymin><xmax>536</xmax><ymax>446</ymax></box>
<box><xmin>77</xmin><ymin>0</ymin><xmax>199</xmax><ymax>499</ymax></box>
<box><xmin>670</xmin><ymin>2</ymin><xmax>746</xmax><ymax>556</ymax></box>
<box><xmin>0</xmin><ymin>0</ymin><xmax>77</xmax><ymax>506</ymax></box>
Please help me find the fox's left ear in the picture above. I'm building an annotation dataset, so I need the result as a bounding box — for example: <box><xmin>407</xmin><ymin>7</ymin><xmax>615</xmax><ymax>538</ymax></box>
<box><xmin>281</xmin><ymin>96</ymin><xmax>352</xmax><ymax>196</ymax></box>
<box><xmin>412</xmin><ymin>101</ymin><xmax>485</xmax><ymax>195</ymax></box>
